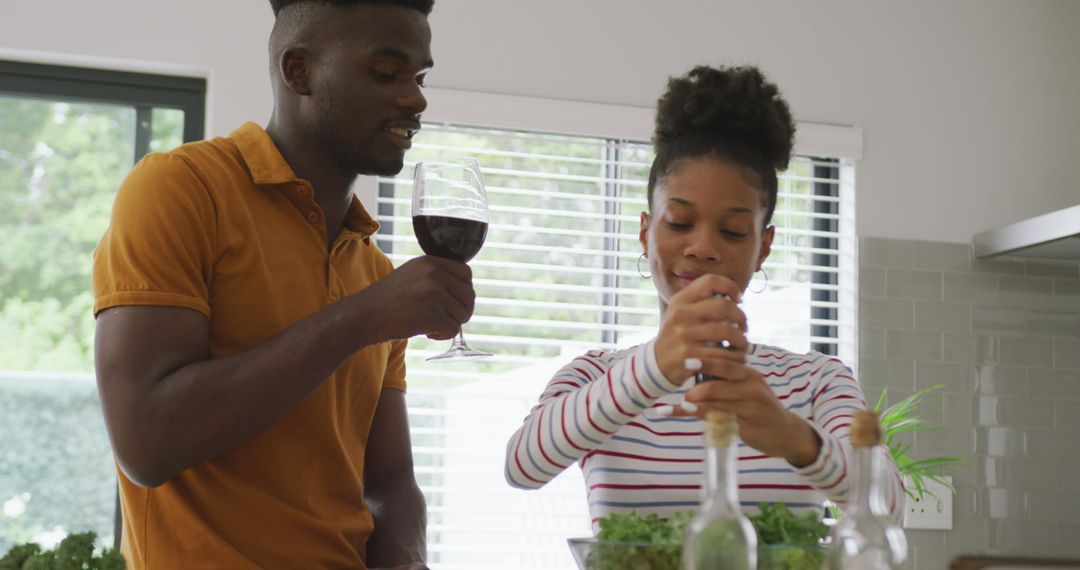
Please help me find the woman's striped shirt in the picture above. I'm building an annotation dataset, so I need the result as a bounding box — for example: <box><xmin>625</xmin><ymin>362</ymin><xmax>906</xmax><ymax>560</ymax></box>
<box><xmin>504</xmin><ymin>339</ymin><xmax>904</xmax><ymax>527</ymax></box>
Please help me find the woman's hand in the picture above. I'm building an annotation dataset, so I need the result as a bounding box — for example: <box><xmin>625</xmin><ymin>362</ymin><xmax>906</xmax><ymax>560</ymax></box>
<box><xmin>654</xmin><ymin>274</ymin><xmax>749</xmax><ymax>385</ymax></box>
<box><xmin>653</xmin><ymin>274</ymin><xmax>821</xmax><ymax>467</ymax></box>
<box><xmin>679</xmin><ymin>363</ymin><xmax>822</xmax><ymax>467</ymax></box>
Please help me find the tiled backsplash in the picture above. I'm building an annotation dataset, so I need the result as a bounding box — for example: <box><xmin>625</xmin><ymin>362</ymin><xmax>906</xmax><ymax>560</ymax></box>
<box><xmin>858</xmin><ymin>237</ymin><xmax>1080</xmax><ymax>568</ymax></box>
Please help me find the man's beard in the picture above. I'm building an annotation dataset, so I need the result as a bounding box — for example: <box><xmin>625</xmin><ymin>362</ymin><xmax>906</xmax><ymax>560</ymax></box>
<box><xmin>312</xmin><ymin>102</ymin><xmax>405</xmax><ymax>177</ymax></box>
<box><xmin>321</xmin><ymin>127</ymin><xmax>405</xmax><ymax>178</ymax></box>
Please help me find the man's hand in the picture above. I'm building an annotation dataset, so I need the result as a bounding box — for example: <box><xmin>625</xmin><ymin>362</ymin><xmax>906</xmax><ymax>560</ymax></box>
<box><xmin>358</xmin><ymin>256</ymin><xmax>475</xmax><ymax>342</ymax></box>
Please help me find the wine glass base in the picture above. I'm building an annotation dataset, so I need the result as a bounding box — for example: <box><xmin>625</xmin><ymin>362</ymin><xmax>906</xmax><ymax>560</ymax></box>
<box><xmin>425</xmin><ymin>346</ymin><xmax>493</xmax><ymax>362</ymax></box>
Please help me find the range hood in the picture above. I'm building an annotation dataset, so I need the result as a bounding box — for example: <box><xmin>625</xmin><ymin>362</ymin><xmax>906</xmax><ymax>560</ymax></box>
<box><xmin>973</xmin><ymin>204</ymin><xmax>1080</xmax><ymax>260</ymax></box>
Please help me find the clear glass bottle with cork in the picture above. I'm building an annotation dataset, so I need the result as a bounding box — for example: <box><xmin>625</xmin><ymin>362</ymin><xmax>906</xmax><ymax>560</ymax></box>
<box><xmin>682</xmin><ymin>409</ymin><xmax>755</xmax><ymax>570</ymax></box>
<box><xmin>827</xmin><ymin>409</ymin><xmax>908</xmax><ymax>569</ymax></box>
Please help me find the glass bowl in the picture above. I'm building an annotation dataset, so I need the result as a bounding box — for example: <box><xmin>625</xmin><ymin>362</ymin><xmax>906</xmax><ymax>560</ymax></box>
<box><xmin>567</xmin><ymin>537</ymin><xmax>683</xmax><ymax>570</ymax></box>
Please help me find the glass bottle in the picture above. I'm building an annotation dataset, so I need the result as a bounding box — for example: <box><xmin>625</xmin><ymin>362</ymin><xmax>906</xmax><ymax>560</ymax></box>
<box><xmin>827</xmin><ymin>410</ymin><xmax>908</xmax><ymax>569</ymax></box>
<box><xmin>682</xmin><ymin>410</ymin><xmax>755</xmax><ymax>570</ymax></box>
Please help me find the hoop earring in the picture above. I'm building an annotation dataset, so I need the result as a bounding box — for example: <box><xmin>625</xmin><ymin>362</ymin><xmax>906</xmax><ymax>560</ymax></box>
<box><xmin>637</xmin><ymin>253</ymin><xmax>651</xmax><ymax>279</ymax></box>
<box><xmin>749</xmin><ymin>268</ymin><xmax>768</xmax><ymax>294</ymax></box>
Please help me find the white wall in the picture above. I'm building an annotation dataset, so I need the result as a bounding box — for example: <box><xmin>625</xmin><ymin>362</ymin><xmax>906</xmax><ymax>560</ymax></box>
<box><xmin>4</xmin><ymin>0</ymin><xmax>1079</xmax><ymax>244</ymax></box>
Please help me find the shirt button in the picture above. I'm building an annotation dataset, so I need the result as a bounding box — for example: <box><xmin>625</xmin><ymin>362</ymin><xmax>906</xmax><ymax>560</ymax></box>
<box><xmin>307</xmin><ymin>212</ymin><xmax>320</xmax><ymax>224</ymax></box>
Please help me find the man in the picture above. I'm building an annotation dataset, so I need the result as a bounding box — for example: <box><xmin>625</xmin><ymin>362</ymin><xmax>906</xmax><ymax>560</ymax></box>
<box><xmin>92</xmin><ymin>1</ymin><xmax>466</xmax><ymax>567</ymax></box>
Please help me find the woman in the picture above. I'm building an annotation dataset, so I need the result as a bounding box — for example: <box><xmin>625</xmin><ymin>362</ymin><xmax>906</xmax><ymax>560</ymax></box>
<box><xmin>503</xmin><ymin>65</ymin><xmax>903</xmax><ymax>526</ymax></box>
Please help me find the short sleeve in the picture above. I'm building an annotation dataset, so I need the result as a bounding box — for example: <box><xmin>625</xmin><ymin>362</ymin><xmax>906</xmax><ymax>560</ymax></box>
<box><xmin>381</xmin><ymin>339</ymin><xmax>407</xmax><ymax>392</ymax></box>
<box><xmin>92</xmin><ymin>153</ymin><xmax>216</xmax><ymax>317</ymax></box>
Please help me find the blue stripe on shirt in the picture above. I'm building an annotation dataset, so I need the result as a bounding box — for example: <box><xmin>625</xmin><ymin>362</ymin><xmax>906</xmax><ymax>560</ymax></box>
<box><xmin>768</xmin><ymin>368</ymin><xmax>810</xmax><ymax>389</ymax></box>
<box><xmin>613</xmin><ymin>361</ymin><xmax>648</xmax><ymax>409</ymax></box>
<box><xmin>611</xmin><ymin>434</ymin><xmax>703</xmax><ymax>451</ymax></box>
<box><xmin>641</xmin><ymin>351</ymin><xmax>669</xmax><ymax>394</ymax></box>
<box><xmin>571</xmin><ymin>390</ymin><xmax>604</xmax><ymax>446</ymax></box>
<box><xmin>547</xmin><ymin>399</ymin><xmax>577</xmax><ymax>464</ymax></box>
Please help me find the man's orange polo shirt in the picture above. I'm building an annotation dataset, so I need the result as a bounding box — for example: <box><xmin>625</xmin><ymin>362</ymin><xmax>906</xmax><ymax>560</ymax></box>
<box><xmin>93</xmin><ymin>122</ymin><xmax>405</xmax><ymax>569</ymax></box>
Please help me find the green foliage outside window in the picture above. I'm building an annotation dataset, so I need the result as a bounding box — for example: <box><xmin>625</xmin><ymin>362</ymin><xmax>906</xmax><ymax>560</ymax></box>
<box><xmin>0</xmin><ymin>95</ymin><xmax>184</xmax><ymax>553</ymax></box>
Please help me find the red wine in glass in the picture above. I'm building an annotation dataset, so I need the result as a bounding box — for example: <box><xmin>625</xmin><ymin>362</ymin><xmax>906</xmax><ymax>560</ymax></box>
<box><xmin>411</xmin><ymin>158</ymin><xmax>492</xmax><ymax>362</ymax></box>
<box><xmin>412</xmin><ymin>215</ymin><xmax>488</xmax><ymax>263</ymax></box>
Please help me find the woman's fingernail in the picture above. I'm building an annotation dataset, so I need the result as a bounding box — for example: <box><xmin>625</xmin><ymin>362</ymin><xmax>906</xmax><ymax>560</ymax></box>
<box><xmin>680</xmin><ymin>401</ymin><xmax>699</xmax><ymax>413</ymax></box>
<box><xmin>684</xmin><ymin>357</ymin><xmax>703</xmax><ymax>371</ymax></box>
<box><xmin>654</xmin><ymin>405</ymin><xmax>675</xmax><ymax>417</ymax></box>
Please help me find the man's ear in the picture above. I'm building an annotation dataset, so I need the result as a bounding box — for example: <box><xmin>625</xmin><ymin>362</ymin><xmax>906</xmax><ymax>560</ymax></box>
<box><xmin>279</xmin><ymin>47</ymin><xmax>313</xmax><ymax>96</ymax></box>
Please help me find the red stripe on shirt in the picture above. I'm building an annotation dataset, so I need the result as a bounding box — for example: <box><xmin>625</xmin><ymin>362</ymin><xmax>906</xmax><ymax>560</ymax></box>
<box><xmin>579</xmin><ymin>355</ymin><xmax>607</xmax><ymax>376</ymax></box>
<box><xmin>535</xmin><ymin>406</ymin><xmax>567</xmax><ymax>470</ymax></box>
<box><xmin>777</xmin><ymin>381</ymin><xmax>812</xmax><ymax>401</ymax></box>
<box><xmin>511</xmin><ymin>431</ymin><xmax>546</xmax><ymax>485</ymax></box>
<box><xmin>548</xmin><ymin>379</ymin><xmax>584</xmax><ymax>392</ymax></box>
<box><xmin>571</xmin><ymin>367</ymin><xmax>593</xmax><ymax>382</ymax></box>
<box><xmin>629</xmin><ymin>354</ymin><xmax>656</xmax><ymax>399</ymax></box>
<box><xmin>828</xmin><ymin>422</ymin><xmax>852</xmax><ymax>435</ymax></box>
<box><xmin>822</xmin><ymin>413</ymin><xmax>853</xmax><ymax>430</ymax></box>
<box><xmin>762</xmin><ymin>360</ymin><xmax>812</xmax><ymax>378</ymax></box>
<box><xmin>606</xmin><ymin>368</ymin><xmax>634</xmax><ymax>418</ymax></box>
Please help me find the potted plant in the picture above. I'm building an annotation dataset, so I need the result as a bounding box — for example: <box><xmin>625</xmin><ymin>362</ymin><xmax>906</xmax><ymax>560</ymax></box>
<box><xmin>872</xmin><ymin>383</ymin><xmax>963</xmax><ymax>501</ymax></box>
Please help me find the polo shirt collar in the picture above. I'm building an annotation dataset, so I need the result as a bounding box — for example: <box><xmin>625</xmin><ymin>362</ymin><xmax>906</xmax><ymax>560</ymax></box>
<box><xmin>343</xmin><ymin>195</ymin><xmax>381</xmax><ymax>239</ymax></box>
<box><xmin>232</xmin><ymin>122</ymin><xmax>381</xmax><ymax>239</ymax></box>
<box><xmin>231</xmin><ymin>122</ymin><xmax>299</xmax><ymax>186</ymax></box>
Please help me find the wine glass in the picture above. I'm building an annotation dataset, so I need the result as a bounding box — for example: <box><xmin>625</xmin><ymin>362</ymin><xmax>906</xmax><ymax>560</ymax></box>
<box><xmin>412</xmin><ymin>157</ymin><xmax>492</xmax><ymax>362</ymax></box>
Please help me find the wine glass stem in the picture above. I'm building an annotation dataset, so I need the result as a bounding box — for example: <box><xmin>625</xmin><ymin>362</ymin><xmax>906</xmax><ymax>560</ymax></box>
<box><xmin>449</xmin><ymin>330</ymin><xmax>468</xmax><ymax>350</ymax></box>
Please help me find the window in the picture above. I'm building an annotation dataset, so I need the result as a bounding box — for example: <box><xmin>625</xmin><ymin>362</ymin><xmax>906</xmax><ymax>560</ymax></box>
<box><xmin>0</xmin><ymin>59</ymin><xmax>205</xmax><ymax>552</ymax></box>
<box><xmin>371</xmin><ymin>89</ymin><xmax>858</xmax><ymax>569</ymax></box>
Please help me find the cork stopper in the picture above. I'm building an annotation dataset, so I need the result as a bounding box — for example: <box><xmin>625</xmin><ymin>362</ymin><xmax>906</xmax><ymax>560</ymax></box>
<box><xmin>850</xmin><ymin>410</ymin><xmax>882</xmax><ymax>448</ymax></box>
<box><xmin>704</xmin><ymin>410</ymin><xmax>738</xmax><ymax>447</ymax></box>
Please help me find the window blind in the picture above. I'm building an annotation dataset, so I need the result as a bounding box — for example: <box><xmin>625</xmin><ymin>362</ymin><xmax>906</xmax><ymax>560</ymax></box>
<box><xmin>375</xmin><ymin>122</ymin><xmax>856</xmax><ymax>569</ymax></box>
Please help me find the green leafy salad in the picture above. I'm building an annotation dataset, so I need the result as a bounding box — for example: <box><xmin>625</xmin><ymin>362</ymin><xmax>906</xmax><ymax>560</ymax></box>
<box><xmin>752</xmin><ymin>503</ymin><xmax>829</xmax><ymax>570</ymax></box>
<box><xmin>586</xmin><ymin>511</ymin><xmax>692</xmax><ymax>570</ymax></box>
<box><xmin>583</xmin><ymin>503</ymin><xmax>828</xmax><ymax>570</ymax></box>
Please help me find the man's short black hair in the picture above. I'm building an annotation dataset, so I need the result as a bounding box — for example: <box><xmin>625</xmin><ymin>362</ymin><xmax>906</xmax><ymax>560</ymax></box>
<box><xmin>269</xmin><ymin>0</ymin><xmax>434</xmax><ymax>17</ymax></box>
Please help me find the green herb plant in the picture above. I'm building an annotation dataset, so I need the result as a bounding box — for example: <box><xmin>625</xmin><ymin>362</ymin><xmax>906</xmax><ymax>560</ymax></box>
<box><xmin>873</xmin><ymin>384</ymin><xmax>964</xmax><ymax>500</ymax></box>
<box><xmin>0</xmin><ymin>532</ymin><xmax>124</xmax><ymax>570</ymax></box>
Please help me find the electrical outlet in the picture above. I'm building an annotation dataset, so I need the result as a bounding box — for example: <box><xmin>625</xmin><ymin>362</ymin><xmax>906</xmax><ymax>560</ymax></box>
<box><xmin>902</xmin><ymin>475</ymin><xmax>952</xmax><ymax>530</ymax></box>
